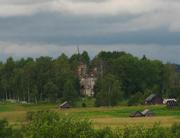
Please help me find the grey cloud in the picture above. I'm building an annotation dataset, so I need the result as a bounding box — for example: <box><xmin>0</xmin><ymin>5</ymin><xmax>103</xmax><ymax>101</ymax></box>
<box><xmin>0</xmin><ymin>13</ymin><xmax>180</xmax><ymax>45</ymax></box>
<box><xmin>0</xmin><ymin>0</ymin><xmax>50</xmax><ymax>4</ymax></box>
<box><xmin>0</xmin><ymin>0</ymin><xmax>180</xmax><ymax>63</ymax></box>
<box><xmin>0</xmin><ymin>0</ymin><xmax>180</xmax><ymax>33</ymax></box>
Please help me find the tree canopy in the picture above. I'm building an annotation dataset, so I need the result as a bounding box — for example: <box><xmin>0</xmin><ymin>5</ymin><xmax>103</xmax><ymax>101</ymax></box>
<box><xmin>0</xmin><ymin>51</ymin><xmax>179</xmax><ymax>106</ymax></box>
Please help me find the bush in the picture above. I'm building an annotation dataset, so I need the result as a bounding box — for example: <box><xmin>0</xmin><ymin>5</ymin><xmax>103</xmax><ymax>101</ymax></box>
<box><xmin>23</xmin><ymin>110</ymin><xmax>96</xmax><ymax>138</ymax></box>
<box><xmin>22</xmin><ymin>111</ymin><xmax>180</xmax><ymax>138</ymax></box>
<box><xmin>96</xmin><ymin>127</ymin><xmax>114</xmax><ymax>138</ymax></box>
<box><xmin>26</xmin><ymin>111</ymin><xmax>35</xmax><ymax>121</ymax></box>
<box><xmin>1</xmin><ymin>110</ymin><xmax>180</xmax><ymax>138</ymax></box>
<box><xmin>82</xmin><ymin>102</ymin><xmax>86</xmax><ymax>107</ymax></box>
<box><xmin>0</xmin><ymin>119</ymin><xmax>12</xmax><ymax>138</ymax></box>
<box><xmin>171</xmin><ymin>123</ymin><xmax>180</xmax><ymax>137</ymax></box>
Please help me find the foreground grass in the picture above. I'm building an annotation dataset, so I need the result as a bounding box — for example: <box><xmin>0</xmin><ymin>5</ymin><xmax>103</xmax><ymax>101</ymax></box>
<box><xmin>0</xmin><ymin>103</ymin><xmax>179</xmax><ymax>128</ymax></box>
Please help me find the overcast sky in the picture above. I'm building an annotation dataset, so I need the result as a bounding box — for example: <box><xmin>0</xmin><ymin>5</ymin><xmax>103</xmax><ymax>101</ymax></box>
<box><xmin>0</xmin><ymin>0</ymin><xmax>180</xmax><ymax>63</ymax></box>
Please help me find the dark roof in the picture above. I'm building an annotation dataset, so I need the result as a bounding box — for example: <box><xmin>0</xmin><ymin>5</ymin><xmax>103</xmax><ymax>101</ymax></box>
<box><xmin>130</xmin><ymin>109</ymin><xmax>155</xmax><ymax>117</ymax></box>
<box><xmin>59</xmin><ymin>101</ymin><xmax>71</xmax><ymax>108</ymax></box>
<box><xmin>145</xmin><ymin>94</ymin><xmax>156</xmax><ymax>101</ymax></box>
<box><xmin>141</xmin><ymin>109</ymin><xmax>150</xmax><ymax>115</ymax></box>
<box><xmin>60</xmin><ymin>101</ymin><xmax>68</xmax><ymax>106</ymax></box>
<box><xmin>129</xmin><ymin>111</ymin><xmax>143</xmax><ymax>117</ymax></box>
<box><xmin>141</xmin><ymin>109</ymin><xmax>154</xmax><ymax>116</ymax></box>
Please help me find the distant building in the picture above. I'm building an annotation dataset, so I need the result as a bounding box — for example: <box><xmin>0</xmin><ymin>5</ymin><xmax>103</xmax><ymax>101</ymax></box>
<box><xmin>145</xmin><ymin>94</ymin><xmax>163</xmax><ymax>105</ymax></box>
<box><xmin>166</xmin><ymin>100</ymin><xmax>178</xmax><ymax>108</ymax></box>
<box><xmin>80</xmin><ymin>76</ymin><xmax>96</xmax><ymax>96</ymax></box>
<box><xmin>141</xmin><ymin>109</ymin><xmax>154</xmax><ymax>117</ymax></box>
<box><xmin>77</xmin><ymin>63</ymin><xmax>97</xmax><ymax>97</ymax></box>
<box><xmin>6</xmin><ymin>99</ymin><xmax>17</xmax><ymax>103</ymax></box>
<box><xmin>20</xmin><ymin>101</ymin><xmax>28</xmax><ymax>104</ymax></box>
<box><xmin>163</xmin><ymin>99</ymin><xmax>177</xmax><ymax>104</ymax></box>
<box><xmin>59</xmin><ymin>101</ymin><xmax>71</xmax><ymax>109</ymax></box>
<box><xmin>130</xmin><ymin>109</ymin><xmax>154</xmax><ymax>117</ymax></box>
<box><xmin>129</xmin><ymin>111</ymin><xmax>144</xmax><ymax>117</ymax></box>
<box><xmin>77</xmin><ymin>63</ymin><xmax>87</xmax><ymax>78</ymax></box>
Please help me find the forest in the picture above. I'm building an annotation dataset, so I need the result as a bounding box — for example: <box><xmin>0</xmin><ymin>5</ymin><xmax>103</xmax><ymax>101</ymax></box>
<box><xmin>0</xmin><ymin>51</ymin><xmax>180</xmax><ymax>106</ymax></box>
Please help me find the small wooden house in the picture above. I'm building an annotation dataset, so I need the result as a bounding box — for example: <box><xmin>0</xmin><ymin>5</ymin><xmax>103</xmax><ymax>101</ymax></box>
<box><xmin>130</xmin><ymin>109</ymin><xmax>154</xmax><ymax>118</ymax></box>
<box><xmin>129</xmin><ymin>111</ymin><xmax>144</xmax><ymax>117</ymax></box>
<box><xmin>59</xmin><ymin>101</ymin><xmax>71</xmax><ymax>109</ymax></box>
<box><xmin>145</xmin><ymin>94</ymin><xmax>163</xmax><ymax>105</ymax></box>
<box><xmin>163</xmin><ymin>99</ymin><xmax>177</xmax><ymax>104</ymax></box>
<box><xmin>166</xmin><ymin>100</ymin><xmax>178</xmax><ymax>108</ymax></box>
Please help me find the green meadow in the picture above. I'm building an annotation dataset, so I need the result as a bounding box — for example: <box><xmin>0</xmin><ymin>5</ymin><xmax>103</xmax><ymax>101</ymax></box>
<box><xmin>0</xmin><ymin>103</ymin><xmax>179</xmax><ymax>128</ymax></box>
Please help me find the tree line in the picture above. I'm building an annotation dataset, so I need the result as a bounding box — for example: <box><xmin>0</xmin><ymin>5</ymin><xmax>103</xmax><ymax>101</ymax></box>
<box><xmin>0</xmin><ymin>51</ymin><xmax>179</xmax><ymax>106</ymax></box>
<box><xmin>93</xmin><ymin>52</ymin><xmax>180</xmax><ymax>106</ymax></box>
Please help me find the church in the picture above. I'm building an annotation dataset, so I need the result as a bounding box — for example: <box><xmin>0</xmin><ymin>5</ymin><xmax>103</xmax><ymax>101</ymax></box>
<box><xmin>77</xmin><ymin>63</ymin><xmax>97</xmax><ymax>97</ymax></box>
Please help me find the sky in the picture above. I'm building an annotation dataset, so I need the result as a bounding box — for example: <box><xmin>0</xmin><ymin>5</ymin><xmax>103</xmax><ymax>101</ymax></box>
<box><xmin>0</xmin><ymin>0</ymin><xmax>180</xmax><ymax>63</ymax></box>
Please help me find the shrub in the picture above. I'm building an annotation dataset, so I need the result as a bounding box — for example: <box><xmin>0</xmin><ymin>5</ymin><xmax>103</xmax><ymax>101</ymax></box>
<box><xmin>0</xmin><ymin>119</ymin><xmax>13</xmax><ymax>138</ymax></box>
<box><xmin>82</xmin><ymin>102</ymin><xmax>86</xmax><ymax>107</ymax></box>
<box><xmin>26</xmin><ymin>111</ymin><xmax>35</xmax><ymax>121</ymax></box>
<box><xmin>23</xmin><ymin>110</ymin><xmax>96</xmax><ymax>138</ymax></box>
<box><xmin>96</xmin><ymin>127</ymin><xmax>114</xmax><ymax>138</ymax></box>
<box><xmin>171</xmin><ymin>123</ymin><xmax>180</xmax><ymax>137</ymax></box>
<box><xmin>1</xmin><ymin>110</ymin><xmax>180</xmax><ymax>138</ymax></box>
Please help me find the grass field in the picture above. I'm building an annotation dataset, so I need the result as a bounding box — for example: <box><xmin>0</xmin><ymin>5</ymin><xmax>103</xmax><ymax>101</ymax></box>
<box><xmin>0</xmin><ymin>103</ymin><xmax>179</xmax><ymax>128</ymax></box>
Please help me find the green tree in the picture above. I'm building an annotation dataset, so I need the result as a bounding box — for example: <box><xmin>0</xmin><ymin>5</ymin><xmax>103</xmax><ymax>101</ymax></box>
<box><xmin>35</xmin><ymin>56</ymin><xmax>53</xmax><ymax>101</ymax></box>
<box><xmin>44</xmin><ymin>81</ymin><xmax>58</xmax><ymax>102</ymax></box>
<box><xmin>95</xmin><ymin>74</ymin><xmax>123</xmax><ymax>106</ymax></box>
<box><xmin>128</xmin><ymin>92</ymin><xmax>144</xmax><ymax>106</ymax></box>
<box><xmin>81</xmin><ymin>51</ymin><xmax>90</xmax><ymax>65</ymax></box>
<box><xmin>63</xmin><ymin>79</ymin><xmax>78</xmax><ymax>102</ymax></box>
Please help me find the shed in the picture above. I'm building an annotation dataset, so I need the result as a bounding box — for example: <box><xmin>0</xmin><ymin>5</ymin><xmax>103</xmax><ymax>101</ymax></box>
<box><xmin>166</xmin><ymin>100</ymin><xmax>178</xmax><ymax>108</ymax></box>
<box><xmin>163</xmin><ymin>99</ymin><xmax>177</xmax><ymax>104</ymax></box>
<box><xmin>145</xmin><ymin>94</ymin><xmax>163</xmax><ymax>105</ymax></box>
<box><xmin>141</xmin><ymin>109</ymin><xmax>154</xmax><ymax>116</ymax></box>
<box><xmin>129</xmin><ymin>111</ymin><xmax>144</xmax><ymax>117</ymax></box>
<box><xmin>59</xmin><ymin>101</ymin><xmax>71</xmax><ymax>109</ymax></box>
